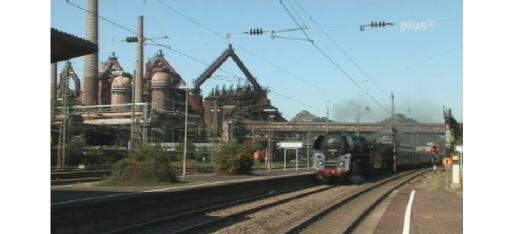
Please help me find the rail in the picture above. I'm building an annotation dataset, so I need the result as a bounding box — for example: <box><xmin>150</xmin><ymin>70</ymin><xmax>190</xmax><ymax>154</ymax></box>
<box><xmin>51</xmin><ymin>172</ymin><xmax>315</xmax><ymax>234</ymax></box>
<box><xmin>284</xmin><ymin>169</ymin><xmax>427</xmax><ymax>233</ymax></box>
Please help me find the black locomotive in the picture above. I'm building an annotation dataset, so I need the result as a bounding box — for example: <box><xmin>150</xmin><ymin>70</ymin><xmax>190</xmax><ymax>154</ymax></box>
<box><xmin>312</xmin><ymin>134</ymin><xmax>432</xmax><ymax>182</ymax></box>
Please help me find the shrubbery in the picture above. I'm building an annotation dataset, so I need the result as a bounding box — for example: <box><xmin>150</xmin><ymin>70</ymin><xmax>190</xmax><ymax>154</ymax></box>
<box><xmin>214</xmin><ymin>141</ymin><xmax>255</xmax><ymax>175</ymax></box>
<box><xmin>105</xmin><ymin>145</ymin><xmax>178</xmax><ymax>185</ymax></box>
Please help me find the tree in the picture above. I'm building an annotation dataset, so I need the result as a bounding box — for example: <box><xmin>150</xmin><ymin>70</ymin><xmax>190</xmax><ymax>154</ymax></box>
<box><xmin>107</xmin><ymin>145</ymin><xmax>178</xmax><ymax>185</ymax></box>
<box><xmin>214</xmin><ymin>141</ymin><xmax>254</xmax><ymax>175</ymax></box>
<box><xmin>67</xmin><ymin>135</ymin><xmax>86</xmax><ymax>165</ymax></box>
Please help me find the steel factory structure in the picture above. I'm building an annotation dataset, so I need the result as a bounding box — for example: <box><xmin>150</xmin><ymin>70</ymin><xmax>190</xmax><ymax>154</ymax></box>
<box><xmin>50</xmin><ymin>0</ymin><xmax>446</xmax><ymax>168</ymax></box>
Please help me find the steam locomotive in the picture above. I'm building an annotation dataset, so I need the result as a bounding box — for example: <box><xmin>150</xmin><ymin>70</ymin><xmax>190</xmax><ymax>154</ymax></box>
<box><xmin>312</xmin><ymin>134</ymin><xmax>432</xmax><ymax>182</ymax></box>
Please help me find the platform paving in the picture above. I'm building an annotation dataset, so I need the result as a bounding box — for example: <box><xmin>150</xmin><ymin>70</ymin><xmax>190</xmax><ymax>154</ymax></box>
<box><xmin>374</xmin><ymin>170</ymin><xmax>462</xmax><ymax>234</ymax></box>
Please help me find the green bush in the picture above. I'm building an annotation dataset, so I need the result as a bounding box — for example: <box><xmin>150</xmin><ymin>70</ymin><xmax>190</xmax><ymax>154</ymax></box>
<box><xmin>105</xmin><ymin>145</ymin><xmax>178</xmax><ymax>185</ymax></box>
<box><xmin>214</xmin><ymin>141</ymin><xmax>254</xmax><ymax>175</ymax></box>
<box><xmin>66</xmin><ymin>136</ymin><xmax>86</xmax><ymax>165</ymax></box>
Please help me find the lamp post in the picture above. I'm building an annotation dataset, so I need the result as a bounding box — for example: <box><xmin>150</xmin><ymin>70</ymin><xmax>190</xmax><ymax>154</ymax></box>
<box><xmin>179</xmin><ymin>86</ymin><xmax>194</xmax><ymax>180</ymax></box>
<box><xmin>263</xmin><ymin>108</ymin><xmax>276</xmax><ymax>172</ymax></box>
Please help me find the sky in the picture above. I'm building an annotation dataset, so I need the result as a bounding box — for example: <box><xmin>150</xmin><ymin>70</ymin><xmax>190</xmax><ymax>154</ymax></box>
<box><xmin>51</xmin><ymin>0</ymin><xmax>462</xmax><ymax>123</ymax></box>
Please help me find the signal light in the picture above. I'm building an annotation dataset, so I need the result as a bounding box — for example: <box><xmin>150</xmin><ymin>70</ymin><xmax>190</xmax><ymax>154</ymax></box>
<box><xmin>125</xmin><ymin>36</ymin><xmax>138</xmax><ymax>43</ymax></box>
<box><xmin>431</xmin><ymin>146</ymin><xmax>439</xmax><ymax>154</ymax></box>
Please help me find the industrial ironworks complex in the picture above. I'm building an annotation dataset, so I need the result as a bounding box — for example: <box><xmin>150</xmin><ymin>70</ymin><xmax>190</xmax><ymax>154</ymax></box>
<box><xmin>50</xmin><ymin>0</ymin><xmax>451</xmax><ymax>170</ymax></box>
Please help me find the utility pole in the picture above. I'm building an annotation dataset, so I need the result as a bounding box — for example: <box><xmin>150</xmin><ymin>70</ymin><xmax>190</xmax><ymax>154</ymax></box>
<box><xmin>51</xmin><ymin>63</ymin><xmax>57</xmax><ymax>121</ymax></box>
<box><xmin>129</xmin><ymin>16</ymin><xmax>145</xmax><ymax>150</ymax></box>
<box><xmin>135</xmin><ymin>15</ymin><xmax>144</xmax><ymax>103</ymax></box>
<box><xmin>263</xmin><ymin>108</ymin><xmax>276</xmax><ymax>172</ymax></box>
<box><xmin>183</xmin><ymin>91</ymin><xmax>189</xmax><ymax>179</ymax></box>
<box><xmin>306</xmin><ymin>130</ymin><xmax>310</xmax><ymax>169</ymax></box>
<box><xmin>391</xmin><ymin>92</ymin><xmax>397</xmax><ymax>173</ymax></box>
<box><xmin>179</xmin><ymin>86</ymin><xmax>193</xmax><ymax>180</ymax></box>
<box><xmin>391</xmin><ymin>92</ymin><xmax>395</xmax><ymax>122</ymax></box>
<box><xmin>214</xmin><ymin>99</ymin><xmax>218</xmax><ymax>139</ymax></box>
<box><xmin>326</xmin><ymin>100</ymin><xmax>330</xmax><ymax>134</ymax></box>
<box><xmin>57</xmin><ymin>63</ymin><xmax>71</xmax><ymax>170</ymax></box>
<box><xmin>356</xmin><ymin>106</ymin><xmax>360</xmax><ymax>136</ymax></box>
<box><xmin>392</xmin><ymin>127</ymin><xmax>397</xmax><ymax>173</ymax></box>
<box><xmin>129</xmin><ymin>69</ymin><xmax>135</xmax><ymax>150</ymax></box>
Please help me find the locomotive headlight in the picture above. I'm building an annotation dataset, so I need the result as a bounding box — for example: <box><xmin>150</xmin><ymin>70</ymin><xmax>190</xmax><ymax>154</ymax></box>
<box><xmin>318</xmin><ymin>161</ymin><xmax>323</xmax><ymax>166</ymax></box>
<box><xmin>339</xmin><ymin>162</ymin><xmax>345</xmax><ymax>167</ymax></box>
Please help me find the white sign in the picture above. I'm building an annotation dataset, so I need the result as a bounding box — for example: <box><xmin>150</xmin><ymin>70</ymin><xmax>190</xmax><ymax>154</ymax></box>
<box><xmin>455</xmin><ymin>145</ymin><xmax>463</xmax><ymax>153</ymax></box>
<box><xmin>277</xmin><ymin>141</ymin><xmax>303</xmax><ymax>148</ymax></box>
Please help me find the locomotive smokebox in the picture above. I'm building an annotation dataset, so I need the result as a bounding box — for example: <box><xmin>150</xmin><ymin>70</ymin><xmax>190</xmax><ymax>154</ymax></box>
<box><xmin>322</xmin><ymin>135</ymin><xmax>347</xmax><ymax>155</ymax></box>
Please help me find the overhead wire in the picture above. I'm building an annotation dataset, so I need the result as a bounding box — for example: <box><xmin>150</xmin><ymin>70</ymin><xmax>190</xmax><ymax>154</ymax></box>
<box><xmin>279</xmin><ymin>0</ymin><xmax>392</xmax><ymax>115</ymax></box>
<box><xmin>67</xmin><ymin>0</ymin><xmax>361</xmax><ymax>119</ymax></box>
<box><xmin>373</xmin><ymin>46</ymin><xmax>462</xmax><ymax>79</ymax></box>
<box><xmin>293</xmin><ymin>0</ymin><xmax>389</xmax><ymax>97</ymax></box>
<box><xmin>157</xmin><ymin>0</ymin><xmax>345</xmax><ymax>101</ymax></box>
<box><xmin>67</xmin><ymin>0</ymin><xmax>326</xmax><ymax>119</ymax></box>
<box><xmin>270</xmin><ymin>89</ymin><xmax>326</xmax><ymax>114</ymax></box>
<box><xmin>65</xmin><ymin>1</ymin><xmax>245</xmax><ymax>91</ymax></box>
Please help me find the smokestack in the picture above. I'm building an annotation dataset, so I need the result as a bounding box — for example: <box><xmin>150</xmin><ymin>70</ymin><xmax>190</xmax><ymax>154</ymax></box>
<box><xmin>82</xmin><ymin>0</ymin><xmax>98</xmax><ymax>105</ymax></box>
<box><xmin>135</xmin><ymin>15</ymin><xmax>144</xmax><ymax>103</ymax></box>
<box><xmin>51</xmin><ymin>63</ymin><xmax>57</xmax><ymax>120</ymax></box>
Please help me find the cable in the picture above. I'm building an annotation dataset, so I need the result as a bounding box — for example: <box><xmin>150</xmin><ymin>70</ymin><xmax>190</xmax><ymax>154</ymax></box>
<box><xmin>66</xmin><ymin>0</ymin><xmax>335</xmax><ymax>116</ymax></box>
<box><xmin>293</xmin><ymin>0</ymin><xmax>389</xmax><ymax>97</ymax></box>
<box><xmin>287</xmin><ymin>0</ymin><xmax>308</xmax><ymax>30</ymax></box>
<box><xmin>157</xmin><ymin>0</ymin><xmax>343</xmax><ymax>100</ymax></box>
<box><xmin>280</xmin><ymin>0</ymin><xmax>391</xmax><ymax>114</ymax></box>
<box><xmin>374</xmin><ymin>46</ymin><xmax>461</xmax><ymax>79</ymax></box>
<box><xmin>271</xmin><ymin>89</ymin><xmax>326</xmax><ymax>114</ymax></box>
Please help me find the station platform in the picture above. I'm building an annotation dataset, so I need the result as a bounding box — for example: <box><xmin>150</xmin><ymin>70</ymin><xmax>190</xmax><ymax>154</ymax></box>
<box><xmin>371</xmin><ymin>170</ymin><xmax>463</xmax><ymax>234</ymax></box>
<box><xmin>51</xmin><ymin>168</ymin><xmax>314</xmax><ymax>205</ymax></box>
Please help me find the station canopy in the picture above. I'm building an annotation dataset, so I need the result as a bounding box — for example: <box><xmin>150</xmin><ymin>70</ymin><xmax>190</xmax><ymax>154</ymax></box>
<box><xmin>51</xmin><ymin>28</ymin><xmax>98</xmax><ymax>63</ymax></box>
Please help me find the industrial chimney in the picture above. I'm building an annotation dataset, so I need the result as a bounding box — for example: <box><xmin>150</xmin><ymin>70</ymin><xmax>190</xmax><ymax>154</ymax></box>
<box><xmin>82</xmin><ymin>0</ymin><xmax>98</xmax><ymax>105</ymax></box>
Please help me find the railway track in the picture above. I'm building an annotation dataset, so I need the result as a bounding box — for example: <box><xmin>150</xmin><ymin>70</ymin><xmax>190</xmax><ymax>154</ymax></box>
<box><xmin>284</xmin><ymin>169</ymin><xmax>427</xmax><ymax>234</ymax></box>
<box><xmin>51</xmin><ymin>170</ymin><xmax>112</xmax><ymax>185</ymax></box>
<box><xmin>50</xmin><ymin>167</ymin><xmax>214</xmax><ymax>185</ymax></box>
<box><xmin>107</xmin><ymin>183</ymin><xmax>336</xmax><ymax>234</ymax></box>
<box><xmin>104</xmin><ymin>170</ymin><xmax>425</xmax><ymax>234</ymax></box>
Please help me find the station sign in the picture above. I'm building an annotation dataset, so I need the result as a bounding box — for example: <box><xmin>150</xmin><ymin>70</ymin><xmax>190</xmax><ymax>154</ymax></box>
<box><xmin>277</xmin><ymin>141</ymin><xmax>303</xmax><ymax>148</ymax></box>
<box><xmin>455</xmin><ymin>145</ymin><xmax>463</xmax><ymax>153</ymax></box>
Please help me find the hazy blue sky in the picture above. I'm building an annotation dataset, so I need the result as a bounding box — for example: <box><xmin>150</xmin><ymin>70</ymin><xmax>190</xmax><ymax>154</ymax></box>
<box><xmin>51</xmin><ymin>0</ymin><xmax>462</xmax><ymax>122</ymax></box>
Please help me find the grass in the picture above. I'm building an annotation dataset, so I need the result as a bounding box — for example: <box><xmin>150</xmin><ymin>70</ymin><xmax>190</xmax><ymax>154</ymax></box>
<box><xmin>419</xmin><ymin>169</ymin><xmax>463</xmax><ymax>193</ymax></box>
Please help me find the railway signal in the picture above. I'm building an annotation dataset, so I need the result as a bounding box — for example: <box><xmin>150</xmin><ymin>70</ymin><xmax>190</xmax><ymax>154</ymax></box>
<box><xmin>431</xmin><ymin>146</ymin><xmax>439</xmax><ymax>154</ymax></box>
